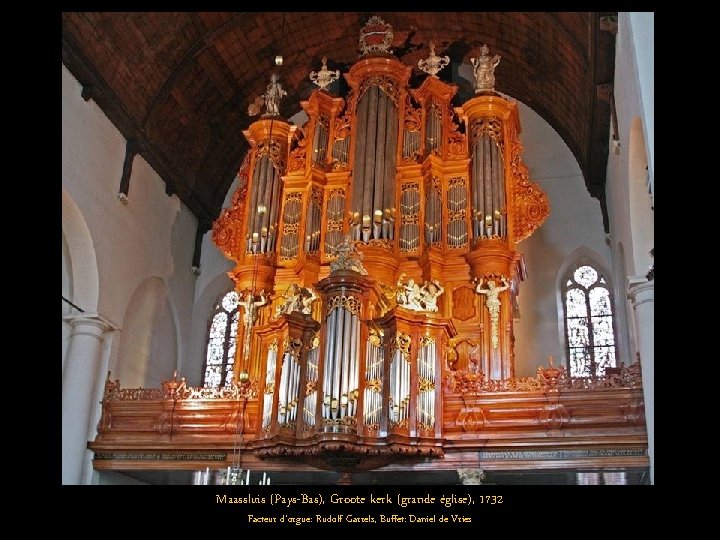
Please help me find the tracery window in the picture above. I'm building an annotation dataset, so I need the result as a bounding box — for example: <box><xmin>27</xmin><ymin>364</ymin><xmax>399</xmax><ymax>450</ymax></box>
<box><xmin>563</xmin><ymin>264</ymin><xmax>617</xmax><ymax>377</ymax></box>
<box><xmin>202</xmin><ymin>290</ymin><xmax>240</xmax><ymax>387</ymax></box>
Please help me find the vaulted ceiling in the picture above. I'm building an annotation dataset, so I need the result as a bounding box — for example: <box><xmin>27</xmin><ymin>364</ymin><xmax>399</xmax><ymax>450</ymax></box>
<box><xmin>62</xmin><ymin>12</ymin><xmax>617</xmax><ymax>228</ymax></box>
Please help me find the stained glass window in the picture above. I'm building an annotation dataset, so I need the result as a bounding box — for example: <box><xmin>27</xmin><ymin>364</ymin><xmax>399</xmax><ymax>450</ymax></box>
<box><xmin>202</xmin><ymin>290</ymin><xmax>240</xmax><ymax>387</ymax></box>
<box><xmin>563</xmin><ymin>264</ymin><xmax>617</xmax><ymax>377</ymax></box>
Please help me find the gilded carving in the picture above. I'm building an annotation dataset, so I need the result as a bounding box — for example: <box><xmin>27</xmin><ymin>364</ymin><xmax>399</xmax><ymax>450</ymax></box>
<box><xmin>471</xmin><ymin>116</ymin><xmax>504</xmax><ymax>146</ymax></box>
<box><xmin>359</xmin><ymin>16</ymin><xmax>394</xmax><ymax>56</ymax></box>
<box><xmin>287</xmin><ymin>128</ymin><xmax>307</xmax><ymax>172</ymax></box>
<box><xmin>443</xmin><ymin>362</ymin><xmax>643</xmax><ymax>395</ymax></box>
<box><xmin>212</xmin><ymin>154</ymin><xmax>250</xmax><ymax>262</ymax></box>
<box><xmin>394</xmin><ymin>332</ymin><xmax>412</xmax><ymax>360</ymax></box>
<box><xmin>329</xmin><ymin>234</ymin><xmax>368</xmax><ymax>275</ymax></box>
<box><xmin>357</xmin><ymin>75</ymin><xmax>400</xmax><ymax>107</ymax></box>
<box><xmin>403</xmin><ymin>94</ymin><xmax>422</xmax><ymax>132</ymax></box>
<box><xmin>333</xmin><ymin>112</ymin><xmax>352</xmax><ymax>141</ymax></box>
<box><xmin>475</xmin><ymin>276</ymin><xmax>510</xmax><ymax>349</ymax></box>
<box><xmin>447</xmin><ymin>114</ymin><xmax>466</xmax><ymax>160</ymax></box>
<box><xmin>509</xmin><ymin>128</ymin><xmax>550</xmax><ymax>243</ymax></box>
<box><xmin>325</xmin><ymin>294</ymin><xmax>361</xmax><ymax>317</ymax></box>
<box><xmin>255</xmin><ymin>138</ymin><xmax>286</xmax><ymax>171</ymax></box>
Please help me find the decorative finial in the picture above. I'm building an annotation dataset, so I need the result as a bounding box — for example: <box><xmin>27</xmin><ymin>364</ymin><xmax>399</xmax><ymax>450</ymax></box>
<box><xmin>309</xmin><ymin>57</ymin><xmax>340</xmax><ymax>91</ymax></box>
<box><xmin>359</xmin><ymin>16</ymin><xmax>393</xmax><ymax>56</ymax></box>
<box><xmin>470</xmin><ymin>44</ymin><xmax>501</xmax><ymax>93</ymax></box>
<box><xmin>418</xmin><ymin>42</ymin><xmax>450</xmax><ymax>77</ymax></box>
<box><xmin>248</xmin><ymin>73</ymin><xmax>287</xmax><ymax>117</ymax></box>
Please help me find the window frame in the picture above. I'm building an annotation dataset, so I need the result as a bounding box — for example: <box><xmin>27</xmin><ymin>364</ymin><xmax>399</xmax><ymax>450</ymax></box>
<box><xmin>560</xmin><ymin>257</ymin><xmax>619</xmax><ymax>378</ymax></box>
<box><xmin>201</xmin><ymin>289</ymin><xmax>240</xmax><ymax>388</ymax></box>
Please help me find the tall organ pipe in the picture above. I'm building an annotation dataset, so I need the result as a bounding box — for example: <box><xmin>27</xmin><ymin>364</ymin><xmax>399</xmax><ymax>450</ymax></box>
<box><xmin>372</xmin><ymin>91</ymin><xmax>388</xmax><ymax>221</ymax></box>
<box><xmin>362</xmin><ymin>88</ymin><xmax>379</xmax><ymax>224</ymax></box>
<box><xmin>353</xmin><ymin>96</ymin><xmax>369</xmax><ymax>215</ymax></box>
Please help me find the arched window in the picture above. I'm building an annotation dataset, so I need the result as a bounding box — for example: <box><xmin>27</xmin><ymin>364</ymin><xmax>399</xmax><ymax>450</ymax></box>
<box><xmin>203</xmin><ymin>290</ymin><xmax>240</xmax><ymax>387</ymax></box>
<box><xmin>563</xmin><ymin>263</ymin><xmax>617</xmax><ymax>377</ymax></box>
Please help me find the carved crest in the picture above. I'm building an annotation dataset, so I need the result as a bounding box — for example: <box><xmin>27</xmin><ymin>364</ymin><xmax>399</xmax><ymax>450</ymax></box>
<box><xmin>359</xmin><ymin>16</ymin><xmax>393</xmax><ymax>56</ymax></box>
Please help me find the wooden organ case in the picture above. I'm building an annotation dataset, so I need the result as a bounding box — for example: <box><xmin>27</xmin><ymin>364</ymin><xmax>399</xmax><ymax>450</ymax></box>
<box><xmin>90</xmin><ymin>18</ymin><xmax>648</xmax><ymax>479</ymax></box>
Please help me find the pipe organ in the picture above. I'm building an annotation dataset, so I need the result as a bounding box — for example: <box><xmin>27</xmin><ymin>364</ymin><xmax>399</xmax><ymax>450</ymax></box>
<box><xmin>90</xmin><ymin>18</ymin><xmax>647</xmax><ymax>479</ymax></box>
<box><xmin>210</xmin><ymin>16</ymin><xmax>550</xmax><ymax>463</ymax></box>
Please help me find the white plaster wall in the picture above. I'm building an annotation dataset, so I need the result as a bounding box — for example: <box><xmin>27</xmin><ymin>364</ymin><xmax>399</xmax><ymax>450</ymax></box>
<box><xmin>627</xmin><ymin>12</ymin><xmax>654</xmax><ymax>192</ymax></box>
<box><xmin>606</xmin><ymin>13</ymin><xmax>654</xmax><ymax>348</ymax></box>
<box><xmin>62</xmin><ymin>63</ymin><xmax>198</xmax><ymax>482</ymax></box>
<box><xmin>116</xmin><ymin>277</ymin><xmax>178</xmax><ymax>387</ymax></box>
<box><xmin>511</xmin><ymin>102</ymin><xmax>611</xmax><ymax>376</ymax></box>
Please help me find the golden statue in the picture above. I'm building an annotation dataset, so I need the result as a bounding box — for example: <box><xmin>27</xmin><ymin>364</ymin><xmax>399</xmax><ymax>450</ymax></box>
<box><xmin>475</xmin><ymin>277</ymin><xmax>510</xmax><ymax>349</ymax></box>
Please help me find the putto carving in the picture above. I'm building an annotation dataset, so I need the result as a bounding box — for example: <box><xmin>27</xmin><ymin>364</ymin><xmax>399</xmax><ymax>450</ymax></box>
<box><xmin>359</xmin><ymin>16</ymin><xmax>393</xmax><ymax>56</ymax></box>
<box><xmin>470</xmin><ymin>44</ymin><xmax>501</xmax><ymax>93</ymax></box>
<box><xmin>418</xmin><ymin>42</ymin><xmax>450</xmax><ymax>77</ymax></box>
<box><xmin>394</xmin><ymin>273</ymin><xmax>445</xmax><ymax>312</ymax></box>
<box><xmin>274</xmin><ymin>284</ymin><xmax>318</xmax><ymax>318</ymax></box>
<box><xmin>248</xmin><ymin>73</ymin><xmax>287</xmax><ymax>117</ymax></box>
<box><xmin>310</xmin><ymin>57</ymin><xmax>340</xmax><ymax>90</ymax></box>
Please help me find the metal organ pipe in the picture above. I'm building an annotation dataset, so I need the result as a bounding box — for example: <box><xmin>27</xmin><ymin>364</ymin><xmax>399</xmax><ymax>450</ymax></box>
<box><xmin>348</xmin><ymin>315</ymin><xmax>359</xmax><ymax>417</ymax></box>
<box><xmin>247</xmin><ymin>157</ymin><xmax>263</xmax><ymax>251</ymax></box>
<box><xmin>262</xmin><ymin>345</ymin><xmax>277</xmax><ymax>430</ymax></box>
<box><xmin>304</xmin><ymin>347</ymin><xmax>318</xmax><ymax>427</ymax></box>
<box><xmin>362</xmin><ymin>88</ymin><xmax>379</xmax><ymax>228</ymax></box>
<box><xmin>491</xmin><ymin>141</ymin><xmax>500</xmax><ymax>237</ymax></box>
<box><xmin>498</xmin><ymin>149</ymin><xmax>506</xmax><ymax>238</ymax></box>
<box><xmin>472</xmin><ymin>142</ymin><xmax>482</xmax><ymax>238</ymax></box>
<box><xmin>383</xmin><ymin>96</ymin><xmax>397</xmax><ymax>241</ymax></box>
<box><xmin>256</xmin><ymin>157</ymin><xmax>270</xmax><ymax>250</ymax></box>
<box><xmin>323</xmin><ymin>308</ymin><xmax>337</xmax><ymax>421</ymax></box>
<box><xmin>483</xmin><ymin>135</ymin><xmax>492</xmax><ymax>237</ymax></box>
<box><xmin>333</xmin><ymin>308</ymin><xmax>345</xmax><ymax>419</ymax></box>
<box><xmin>353</xmin><ymin>96</ymin><xmax>369</xmax><ymax>220</ymax></box>
<box><xmin>373</xmin><ymin>93</ymin><xmax>388</xmax><ymax>226</ymax></box>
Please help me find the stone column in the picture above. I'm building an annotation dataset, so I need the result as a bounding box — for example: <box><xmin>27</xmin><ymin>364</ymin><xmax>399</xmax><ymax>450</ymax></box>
<box><xmin>627</xmin><ymin>277</ymin><xmax>654</xmax><ymax>484</ymax></box>
<box><xmin>62</xmin><ymin>313</ymin><xmax>114</xmax><ymax>484</ymax></box>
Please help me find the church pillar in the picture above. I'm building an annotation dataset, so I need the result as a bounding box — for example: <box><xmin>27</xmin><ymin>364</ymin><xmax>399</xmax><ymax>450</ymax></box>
<box><xmin>627</xmin><ymin>277</ymin><xmax>654</xmax><ymax>484</ymax></box>
<box><xmin>62</xmin><ymin>313</ymin><xmax>114</xmax><ymax>484</ymax></box>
